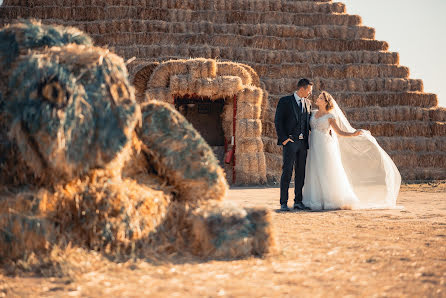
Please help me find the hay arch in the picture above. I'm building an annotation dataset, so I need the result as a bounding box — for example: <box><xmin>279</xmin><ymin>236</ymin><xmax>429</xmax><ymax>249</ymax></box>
<box><xmin>127</xmin><ymin>60</ymin><xmax>160</xmax><ymax>102</ymax></box>
<box><xmin>145</xmin><ymin>58</ymin><xmax>267</xmax><ymax>185</ymax></box>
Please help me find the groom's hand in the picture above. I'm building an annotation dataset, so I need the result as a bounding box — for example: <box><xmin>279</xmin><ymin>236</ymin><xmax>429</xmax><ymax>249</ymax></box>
<box><xmin>282</xmin><ymin>138</ymin><xmax>294</xmax><ymax>145</ymax></box>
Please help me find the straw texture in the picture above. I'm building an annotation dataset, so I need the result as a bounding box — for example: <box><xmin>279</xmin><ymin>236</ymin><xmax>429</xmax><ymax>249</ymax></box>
<box><xmin>0</xmin><ymin>21</ymin><xmax>275</xmax><ymax>263</ymax></box>
<box><xmin>1</xmin><ymin>0</ymin><xmax>444</xmax><ymax>181</ymax></box>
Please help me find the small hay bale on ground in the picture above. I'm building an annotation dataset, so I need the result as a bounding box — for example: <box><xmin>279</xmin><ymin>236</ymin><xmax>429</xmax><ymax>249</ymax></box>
<box><xmin>0</xmin><ymin>213</ymin><xmax>55</xmax><ymax>260</ymax></box>
<box><xmin>146</xmin><ymin>201</ymin><xmax>276</xmax><ymax>258</ymax></box>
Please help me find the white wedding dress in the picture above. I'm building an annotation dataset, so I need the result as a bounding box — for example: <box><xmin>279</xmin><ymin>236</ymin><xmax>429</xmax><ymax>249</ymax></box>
<box><xmin>303</xmin><ymin>102</ymin><xmax>401</xmax><ymax>210</ymax></box>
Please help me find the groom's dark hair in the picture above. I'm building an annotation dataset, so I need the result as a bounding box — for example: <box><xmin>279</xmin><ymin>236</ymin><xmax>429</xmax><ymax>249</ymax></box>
<box><xmin>297</xmin><ymin>78</ymin><xmax>313</xmax><ymax>90</ymax></box>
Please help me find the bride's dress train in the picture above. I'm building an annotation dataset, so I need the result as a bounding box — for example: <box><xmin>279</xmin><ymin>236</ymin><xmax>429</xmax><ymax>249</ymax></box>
<box><xmin>303</xmin><ymin>104</ymin><xmax>401</xmax><ymax>210</ymax></box>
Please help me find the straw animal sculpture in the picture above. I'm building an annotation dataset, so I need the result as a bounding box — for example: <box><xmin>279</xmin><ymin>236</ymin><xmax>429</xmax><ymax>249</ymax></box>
<box><xmin>0</xmin><ymin>20</ymin><xmax>275</xmax><ymax>261</ymax></box>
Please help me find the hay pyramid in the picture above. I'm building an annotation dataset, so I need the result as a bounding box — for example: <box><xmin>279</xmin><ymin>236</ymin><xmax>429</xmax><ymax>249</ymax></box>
<box><xmin>1</xmin><ymin>0</ymin><xmax>444</xmax><ymax>182</ymax></box>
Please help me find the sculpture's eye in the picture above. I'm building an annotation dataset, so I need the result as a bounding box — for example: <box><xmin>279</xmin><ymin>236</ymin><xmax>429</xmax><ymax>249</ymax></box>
<box><xmin>41</xmin><ymin>81</ymin><xmax>66</xmax><ymax>107</ymax></box>
<box><xmin>110</xmin><ymin>82</ymin><xmax>129</xmax><ymax>103</ymax></box>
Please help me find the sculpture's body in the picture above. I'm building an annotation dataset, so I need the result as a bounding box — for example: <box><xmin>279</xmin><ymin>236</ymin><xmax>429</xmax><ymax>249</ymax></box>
<box><xmin>0</xmin><ymin>20</ymin><xmax>274</xmax><ymax>260</ymax></box>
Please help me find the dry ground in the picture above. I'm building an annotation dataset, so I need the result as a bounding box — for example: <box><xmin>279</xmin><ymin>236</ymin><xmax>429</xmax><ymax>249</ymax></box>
<box><xmin>1</xmin><ymin>182</ymin><xmax>445</xmax><ymax>297</ymax></box>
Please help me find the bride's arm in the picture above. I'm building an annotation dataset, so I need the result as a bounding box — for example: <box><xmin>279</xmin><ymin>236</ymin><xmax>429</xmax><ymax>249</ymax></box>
<box><xmin>328</xmin><ymin>118</ymin><xmax>361</xmax><ymax>137</ymax></box>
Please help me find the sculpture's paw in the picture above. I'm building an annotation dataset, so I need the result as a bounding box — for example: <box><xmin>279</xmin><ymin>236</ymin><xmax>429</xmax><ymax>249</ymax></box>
<box><xmin>147</xmin><ymin>201</ymin><xmax>276</xmax><ymax>259</ymax></box>
<box><xmin>138</xmin><ymin>101</ymin><xmax>227</xmax><ymax>202</ymax></box>
<box><xmin>0</xmin><ymin>173</ymin><xmax>172</xmax><ymax>259</ymax></box>
<box><xmin>189</xmin><ymin>202</ymin><xmax>276</xmax><ymax>258</ymax></box>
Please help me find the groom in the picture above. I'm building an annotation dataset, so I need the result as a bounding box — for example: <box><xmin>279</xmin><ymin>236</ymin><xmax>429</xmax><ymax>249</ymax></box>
<box><xmin>274</xmin><ymin>78</ymin><xmax>313</xmax><ymax>211</ymax></box>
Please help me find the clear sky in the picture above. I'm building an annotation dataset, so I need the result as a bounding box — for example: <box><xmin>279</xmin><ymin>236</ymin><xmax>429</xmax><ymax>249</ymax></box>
<box><xmin>342</xmin><ymin>0</ymin><xmax>446</xmax><ymax>107</ymax></box>
<box><xmin>1</xmin><ymin>0</ymin><xmax>444</xmax><ymax>107</ymax></box>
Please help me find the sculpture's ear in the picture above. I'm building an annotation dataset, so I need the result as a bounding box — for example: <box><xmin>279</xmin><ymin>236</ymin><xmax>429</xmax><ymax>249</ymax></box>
<box><xmin>0</xmin><ymin>19</ymin><xmax>93</xmax><ymax>70</ymax></box>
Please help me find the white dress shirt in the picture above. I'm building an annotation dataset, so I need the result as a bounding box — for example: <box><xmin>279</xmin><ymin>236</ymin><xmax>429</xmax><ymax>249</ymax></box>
<box><xmin>293</xmin><ymin>92</ymin><xmax>305</xmax><ymax>112</ymax></box>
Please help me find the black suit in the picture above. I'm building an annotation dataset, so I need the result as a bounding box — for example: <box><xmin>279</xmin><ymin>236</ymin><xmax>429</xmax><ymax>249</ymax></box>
<box><xmin>274</xmin><ymin>94</ymin><xmax>311</xmax><ymax>206</ymax></box>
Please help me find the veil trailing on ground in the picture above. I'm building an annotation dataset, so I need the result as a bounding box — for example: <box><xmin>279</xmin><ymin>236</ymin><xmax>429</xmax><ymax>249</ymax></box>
<box><xmin>330</xmin><ymin>98</ymin><xmax>401</xmax><ymax>209</ymax></box>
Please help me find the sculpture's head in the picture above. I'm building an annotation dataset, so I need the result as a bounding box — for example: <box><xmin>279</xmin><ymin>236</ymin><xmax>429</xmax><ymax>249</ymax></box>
<box><xmin>0</xmin><ymin>20</ymin><xmax>140</xmax><ymax>183</ymax></box>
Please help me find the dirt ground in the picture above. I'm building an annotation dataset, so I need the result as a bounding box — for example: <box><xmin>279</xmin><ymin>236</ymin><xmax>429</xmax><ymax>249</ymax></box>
<box><xmin>1</xmin><ymin>183</ymin><xmax>445</xmax><ymax>297</ymax></box>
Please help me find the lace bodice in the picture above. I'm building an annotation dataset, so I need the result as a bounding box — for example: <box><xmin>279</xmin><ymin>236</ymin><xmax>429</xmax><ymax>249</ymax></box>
<box><xmin>310</xmin><ymin>112</ymin><xmax>335</xmax><ymax>134</ymax></box>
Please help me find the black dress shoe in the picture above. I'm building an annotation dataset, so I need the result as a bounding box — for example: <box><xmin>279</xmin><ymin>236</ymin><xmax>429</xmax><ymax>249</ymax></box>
<box><xmin>280</xmin><ymin>204</ymin><xmax>290</xmax><ymax>211</ymax></box>
<box><xmin>293</xmin><ymin>202</ymin><xmax>310</xmax><ymax>210</ymax></box>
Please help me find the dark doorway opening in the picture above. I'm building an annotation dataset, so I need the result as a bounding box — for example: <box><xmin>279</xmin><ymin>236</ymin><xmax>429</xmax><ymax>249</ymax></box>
<box><xmin>174</xmin><ymin>96</ymin><xmax>226</xmax><ymax>165</ymax></box>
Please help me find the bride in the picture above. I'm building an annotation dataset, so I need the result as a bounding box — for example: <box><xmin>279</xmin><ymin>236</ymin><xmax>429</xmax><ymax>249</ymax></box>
<box><xmin>303</xmin><ymin>91</ymin><xmax>401</xmax><ymax>210</ymax></box>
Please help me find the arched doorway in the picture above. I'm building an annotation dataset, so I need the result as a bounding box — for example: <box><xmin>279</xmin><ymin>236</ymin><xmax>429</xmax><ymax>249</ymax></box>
<box><xmin>137</xmin><ymin>58</ymin><xmax>267</xmax><ymax>185</ymax></box>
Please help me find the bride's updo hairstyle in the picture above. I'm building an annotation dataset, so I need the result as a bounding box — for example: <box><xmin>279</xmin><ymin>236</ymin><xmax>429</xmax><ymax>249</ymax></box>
<box><xmin>322</xmin><ymin>91</ymin><xmax>334</xmax><ymax>111</ymax></box>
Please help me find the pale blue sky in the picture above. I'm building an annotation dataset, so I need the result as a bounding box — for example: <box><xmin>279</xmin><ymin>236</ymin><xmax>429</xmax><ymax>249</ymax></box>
<box><xmin>1</xmin><ymin>0</ymin><xmax>444</xmax><ymax>106</ymax></box>
<box><xmin>343</xmin><ymin>0</ymin><xmax>446</xmax><ymax>107</ymax></box>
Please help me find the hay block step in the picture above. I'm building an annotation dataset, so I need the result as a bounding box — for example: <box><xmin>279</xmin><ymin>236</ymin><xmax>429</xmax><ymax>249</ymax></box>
<box><xmin>389</xmin><ymin>151</ymin><xmax>446</xmax><ymax>168</ymax></box>
<box><xmin>352</xmin><ymin>121</ymin><xmax>446</xmax><ymax>137</ymax></box>
<box><xmin>118</xmin><ymin>45</ymin><xmax>399</xmax><ymax>65</ymax></box>
<box><xmin>336</xmin><ymin>92</ymin><xmax>438</xmax><ymax>109</ymax></box>
<box><xmin>143</xmin><ymin>0</ymin><xmax>344</xmax><ymax>14</ymax></box>
<box><xmin>255</xmin><ymin>64</ymin><xmax>407</xmax><ymax>80</ymax></box>
<box><xmin>376</xmin><ymin>136</ymin><xmax>446</xmax><ymax>152</ymax></box>
<box><xmin>268</xmin><ymin>92</ymin><xmax>438</xmax><ymax>109</ymax></box>
<box><xmin>3</xmin><ymin>6</ymin><xmax>361</xmax><ymax>26</ymax></box>
<box><xmin>84</xmin><ymin>20</ymin><xmax>374</xmax><ymax>40</ymax></box>
<box><xmin>93</xmin><ymin>32</ymin><xmax>388</xmax><ymax>53</ymax></box>
<box><xmin>345</xmin><ymin>106</ymin><xmax>434</xmax><ymax>122</ymax></box>
<box><xmin>399</xmin><ymin>168</ymin><xmax>446</xmax><ymax>181</ymax></box>
<box><xmin>263</xmin><ymin>78</ymin><xmax>423</xmax><ymax>94</ymax></box>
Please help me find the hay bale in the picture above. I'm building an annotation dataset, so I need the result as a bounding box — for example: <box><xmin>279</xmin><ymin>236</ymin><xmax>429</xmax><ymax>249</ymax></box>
<box><xmin>187</xmin><ymin>58</ymin><xmax>217</xmax><ymax>79</ymax></box>
<box><xmin>147</xmin><ymin>59</ymin><xmax>188</xmax><ymax>88</ymax></box>
<box><xmin>0</xmin><ymin>213</ymin><xmax>55</xmax><ymax>259</ymax></box>
<box><xmin>187</xmin><ymin>202</ymin><xmax>275</xmax><ymax>257</ymax></box>
<box><xmin>236</xmin><ymin>119</ymin><xmax>262</xmax><ymax>138</ymax></box>
<box><xmin>430</xmin><ymin>107</ymin><xmax>446</xmax><ymax>121</ymax></box>
<box><xmin>240</xmin><ymin>64</ymin><xmax>261</xmax><ymax>87</ymax></box>
<box><xmin>238</xmin><ymin>86</ymin><xmax>263</xmax><ymax>105</ymax></box>
<box><xmin>264</xmin><ymin>152</ymin><xmax>282</xmax><ymax>173</ymax></box>
<box><xmin>234</xmin><ymin>152</ymin><xmax>267</xmax><ymax>185</ymax></box>
<box><xmin>261</xmin><ymin>120</ymin><xmax>277</xmax><ymax>138</ymax></box>
<box><xmin>143</xmin><ymin>200</ymin><xmax>275</xmax><ymax>258</ymax></box>
<box><xmin>217</xmin><ymin>61</ymin><xmax>252</xmax><ymax>85</ymax></box>
<box><xmin>138</xmin><ymin>100</ymin><xmax>228</xmax><ymax>202</ymax></box>
<box><xmin>236</xmin><ymin>137</ymin><xmax>264</xmax><ymax>153</ymax></box>
<box><xmin>170</xmin><ymin>75</ymin><xmax>243</xmax><ymax>99</ymax></box>
<box><xmin>131</xmin><ymin>61</ymin><xmax>160</xmax><ymax>102</ymax></box>
<box><xmin>262</xmin><ymin>136</ymin><xmax>281</xmax><ymax>155</ymax></box>
<box><xmin>237</xmin><ymin>102</ymin><xmax>261</xmax><ymax>119</ymax></box>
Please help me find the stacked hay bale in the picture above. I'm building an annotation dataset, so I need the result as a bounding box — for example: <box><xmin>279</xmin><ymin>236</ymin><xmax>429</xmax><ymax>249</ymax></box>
<box><xmin>1</xmin><ymin>0</ymin><xmax>444</xmax><ymax>182</ymax></box>
<box><xmin>144</xmin><ymin>58</ymin><xmax>267</xmax><ymax>185</ymax></box>
<box><xmin>0</xmin><ymin>20</ymin><xmax>275</xmax><ymax>262</ymax></box>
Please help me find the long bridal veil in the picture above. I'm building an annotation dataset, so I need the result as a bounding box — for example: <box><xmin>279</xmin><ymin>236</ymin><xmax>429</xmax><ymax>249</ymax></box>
<box><xmin>331</xmin><ymin>98</ymin><xmax>401</xmax><ymax>209</ymax></box>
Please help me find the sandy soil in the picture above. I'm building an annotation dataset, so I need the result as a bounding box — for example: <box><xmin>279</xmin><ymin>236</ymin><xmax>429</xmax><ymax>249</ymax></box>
<box><xmin>1</xmin><ymin>183</ymin><xmax>445</xmax><ymax>297</ymax></box>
